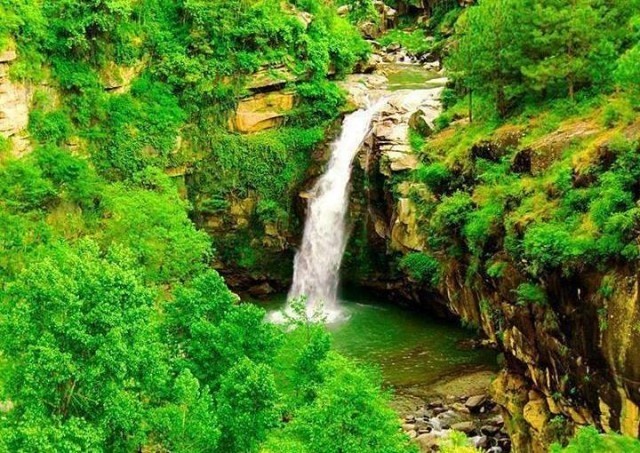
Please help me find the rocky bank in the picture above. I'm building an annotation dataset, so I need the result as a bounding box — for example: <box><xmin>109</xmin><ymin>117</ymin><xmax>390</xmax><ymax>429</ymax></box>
<box><xmin>342</xmin><ymin>72</ymin><xmax>640</xmax><ymax>452</ymax></box>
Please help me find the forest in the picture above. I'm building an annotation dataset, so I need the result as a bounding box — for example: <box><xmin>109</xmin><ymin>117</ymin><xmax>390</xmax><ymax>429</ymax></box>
<box><xmin>0</xmin><ymin>0</ymin><xmax>639</xmax><ymax>452</ymax></box>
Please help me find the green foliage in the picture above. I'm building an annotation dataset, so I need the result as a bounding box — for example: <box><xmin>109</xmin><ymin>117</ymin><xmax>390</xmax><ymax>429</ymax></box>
<box><xmin>515</xmin><ymin>282</ymin><xmax>547</xmax><ymax>306</ymax></box>
<box><xmin>149</xmin><ymin>369</ymin><xmax>220</xmax><ymax>452</ymax></box>
<box><xmin>398</xmin><ymin>252</ymin><xmax>441</xmax><ymax>286</ymax></box>
<box><xmin>521</xmin><ymin>0</ymin><xmax>600</xmax><ymax>99</ymax></box>
<box><xmin>550</xmin><ymin>425</ymin><xmax>640</xmax><ymax>452</ymax></box>
<box><xmin>163</xmin><ymin>270</ymin><xmax>282</xmax><ymax>388</ymax></box>
<box><xmin>275</xmin><ymin>353</ymin><xmax>417</xmax><ymax>453</ymax></box>
<box><xmin>0</xmin><ymin>240</ymin><xmax>168</xmax><ymax>451</ymax></box>
<box><xmin>379</xmin><ymin>29</ymin><xmax>433</xmax><ymax>55</ymax></box>
<box><xmin>99</xmin><ymin>176</ymin><xmax>211</xmax><ymax>283</ymax></box>
<box><xmin>343</xmin><ymin>0</ymin><xmax>378</xmax><ymax>25</ymax></box>
<box><xmin>432</xmin><ymin>191</ymin><xmax>473</xmax><ymax>233</ymax></box>
<box><xmin>440</xmin><ymin>431</ymin><xmax>482</xmax><ymax>453</ymax></box>
<box><xmin>448</xmin><ymin>0</ymin><xmax>638</xmax><ymax>117</ymax></box>
<box><xmin>615</xmin><ymin>44</ymin><xmax>640</xmax><ymax>101</ymax></box>
<box><xmin>28</xmin><ymin>109</ymin><xmax>73</xmax><ymax>145</ymax></box>
<box><xmin>295</xmin><ymin>80</ymin><xmax>348</xmax><ymax>124</ymax></box>
<box><xmin>0</xmin><ymin>157</ymin><xmax>57</xmax><ymax>212</ymax></box>
<box><xmin>448</xmin><ymin>0</ymin><xmax>529</xmax><ymax>117</ymax></box>
<box><xmin>217</xmin><ymin>358</ymin><xmax>280</xmax><ymax>453</ymax></box>
<box><xmin>91</xmin><ymin>77</ymin><xmax>186</xmax><ymax>180</ymax></box>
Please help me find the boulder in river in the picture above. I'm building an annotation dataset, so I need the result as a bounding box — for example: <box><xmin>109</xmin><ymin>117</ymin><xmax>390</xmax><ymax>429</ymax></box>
<box><xmin>465</xmin><ymin>394</ymin><xmax>488</xmax><ymax>412</ymax></box>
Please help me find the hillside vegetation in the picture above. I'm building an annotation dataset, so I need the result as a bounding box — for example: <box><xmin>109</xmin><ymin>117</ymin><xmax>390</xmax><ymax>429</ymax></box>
<box><xmin>0</xmin><ymin>1</ymin><xmax>418</xmax><ymax>452</ymax></box>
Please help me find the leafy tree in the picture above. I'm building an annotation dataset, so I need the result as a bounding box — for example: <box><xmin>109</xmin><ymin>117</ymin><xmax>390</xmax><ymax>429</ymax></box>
<box><xmin>281</xmin><ymin>353</ymin><xmax>416</xmax><ymax>453</ymax></box>
<box><xmin>149</xmin><ymin>369</ymin><xmax>220</xmax><ymax>453</ymax></box>
<box><xmin>448</xmin><ymin>0</ymin><xmax>529</xmax><ymax>117</ymax></box>
<box><xmin>163</xmin><ymin>270</ymin><xmax>282</xmax><ymax>388</ymax></box>
<box><xmin>216</xmin><ymin>358</ymin><xmax>280</xmax><ymax>453</ymax></box>
<box><xmin>615</xmin><ymin>44</ymin><xmax>640</xmax><ymax>101</ymax></box>
<box><xmin>99</xmin><ymin>173</ymin><xmax>211</xmax><ymax>283</ymax></box>
<box><xmin>0</xmin><ymin>240</ymin><xmax>168</xmax><ymax>451</ymax></box>
<box><xmin>522</xmin><ymin>0</ymin><xmax>600</xmax><ymax>99</ymax></box>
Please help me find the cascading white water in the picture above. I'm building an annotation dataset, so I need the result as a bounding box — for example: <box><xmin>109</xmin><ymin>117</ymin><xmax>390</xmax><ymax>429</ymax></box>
<box><xmin>286</xmin><ymin>99</ymin><xmax>385</xmax><ymax>322</ymax></box>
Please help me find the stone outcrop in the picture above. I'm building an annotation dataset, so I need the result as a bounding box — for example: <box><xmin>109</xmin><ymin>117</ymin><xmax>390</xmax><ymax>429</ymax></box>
<box><xmin>101</xmin><ymin>60</ymin><xmax>145</xmax><ymax>93</ymax></box>
<box><xmin>338</xmin><ymin>1</ymin><xmax>398</xmax><ymax>39</ymax></box>
<box><xmin>342</xmin><ymin>65</ymin><xmax>640</xmax><ymax>451</ymax></box>
<box><xmin>0</xmin><ymin>48</ymin><xmax>32</xmax><ymax>156</ymax></box>
<box><xmin>229</xmin><ymin>90</ymin><xmax>295</xmax><ymax>133</ymax></box>
<box><xmin>228</xmin><ymin>64</ymin><xmax>299</xmax><ymax>134</ymax></box>
<box><xmin>345</xmin><ymin>78</ymin><xmax>444</xmax><ymax>254</ymax></box>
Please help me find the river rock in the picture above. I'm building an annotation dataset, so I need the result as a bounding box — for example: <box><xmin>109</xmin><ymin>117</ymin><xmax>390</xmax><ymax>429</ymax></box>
<box><xmin>451</xmin><ymin>402</ymin><xmax>471</xmax><ymax>414</ymax></box>
<box><xmin>414</xmin><ymin>433</ymin><xmax>439</xmax><ymax>450</ymax></box>
<box><xmin>465</xmin><ymin>394</ymin><xmax>488</xmax><ymax>412</ymax></box>
<box><xmin>472</xmin><ymin>435</ymin><xmax>489</xmax><ymax>449</ymax></box>
<box><xmin>480</xmin><ymin>424</ymin><xmax>501</xmax><ymax>436</ymax></box>
<box><xmin>451</xmin><ymin>421</ymin><xmax>475</xmax><ymax>434</ymax></box>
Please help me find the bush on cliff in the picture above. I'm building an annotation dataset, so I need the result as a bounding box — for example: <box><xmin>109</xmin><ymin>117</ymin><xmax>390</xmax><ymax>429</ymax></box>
<box><xmin>399</xmin><ymin>252</ymin><xmax>441</xmax><ymax>286</ymax></box>
<box><xmin>550</xmin><ymin>426</ymin><xmax>640</xmax><ymax>452</ymax></box>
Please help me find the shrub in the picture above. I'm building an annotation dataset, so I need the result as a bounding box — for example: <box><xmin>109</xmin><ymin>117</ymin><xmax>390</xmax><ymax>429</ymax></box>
<box><xmin>550</xmin><ymin>425</ymin><xmax>640</xmax><ymax>452</ymax></box>
<box><xmin>515</xmin><ymin>283</ymin><xmax>547</xmax><ymax>306</ymax></box>
<box><xmin>398</xmin><ymin>252</ymin><xmax>441</xmax><ymax>286</ymax></box>
<box><xmin>28</xmin><ymin>109</ymin><xmax>73</xmax><ymax>145</ymax></box>
<box><xmin>431</xmin><ymin>191</ymin><xmax>473</xmax><ymax>234</ymax></box>
<box><xmin>416</xmin><ymin>162</ymin><xmax>453</xmax><ymax>194</ymax></box>
<box><xmin>522</xmin><ymin>223</ymin><xmax>596</xmax><ymax>276</ymax></box>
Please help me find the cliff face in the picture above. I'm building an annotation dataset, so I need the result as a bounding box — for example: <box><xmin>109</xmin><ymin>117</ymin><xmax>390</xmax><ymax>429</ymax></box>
<box><xmin>346</xmin><ymin>89</ymin><xmax>640</xmax><ymax>450</ymax></box>
<box><xmin>0</xmin><ymin>49</ymin><xmax>32</xmax><ymax>156</ymax></box>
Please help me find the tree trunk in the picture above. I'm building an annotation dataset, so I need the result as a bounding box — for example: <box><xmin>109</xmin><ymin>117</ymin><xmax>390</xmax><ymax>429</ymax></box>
<box><xmin>496</xmin><ymin>85</ymin><xmax>507</xmax><ymax>118</ymax></box>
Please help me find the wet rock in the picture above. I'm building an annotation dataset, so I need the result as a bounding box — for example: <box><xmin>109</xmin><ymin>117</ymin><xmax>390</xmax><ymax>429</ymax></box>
<box><xmin>414</xmin><ymin>433</ymin><xmax>439</xmax><ymax>450</ymax></box>
<box><xmin>248</xmin><ymin>282</ymin><xmax>275</xmax><ymax>297</ymax></box>
<box><xmin>359</xmin><ymin>21</ymin><xmax>381</xmax><ymax>39</ymax></box>
<box><xmin>408</xmin><ymin>108</ymin><xmax>435</xmax><ymax>137</ymax></box>
<box><xmin>472</xmin><ymin>435</ymin><xmax>489</xmax><ymax>449</ymax></box>
<box><xmin>465</xmin><ymin>394</ymin><xmax>488</xmax><ymax>412</ymax></box>
<box><xmin>229</xmin><ymin>90</ymin><xmax>295</xmax><ymax>133</ymax></box>
<box><xmin>481</xmin><ymin>424</ymin><xmax>501</xmax><ymax>436</ymax></box>
<box><xmin>451</xmin><ymin>402</ymin><xmax>471</xmax><ymax>414</ymax></box>
<box><xmin>432</xmin><ymin>406</ymin><xmax>448</xmax><ymax>416</ymax></box>
<box><xmin>451</xmin><ymin>421</ymin><xmax>475</xmax><ymax>434</ymax></box>
<box><xmin>523</xmin><ymin>397</ymin><xmax>550</xmax><ymax>432</ymax></box>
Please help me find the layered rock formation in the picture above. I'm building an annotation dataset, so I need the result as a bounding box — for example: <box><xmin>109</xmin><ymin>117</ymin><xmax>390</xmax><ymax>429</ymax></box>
<box><xmin>344</xmin><ymin>79</ymin><xmax>640</xmax><ymax>451</ymax></box>
<box><xmin>0</xmin><ymin>48</ymin><xmax>31</xmax><ymax>156</ymax></box>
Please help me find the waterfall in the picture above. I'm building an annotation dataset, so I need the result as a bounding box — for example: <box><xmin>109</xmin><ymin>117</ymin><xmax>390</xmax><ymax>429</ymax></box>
<box><xmin>286</xmin><ymin>99</ymin><xmax>385</xmax><ymax>322</ymax></box>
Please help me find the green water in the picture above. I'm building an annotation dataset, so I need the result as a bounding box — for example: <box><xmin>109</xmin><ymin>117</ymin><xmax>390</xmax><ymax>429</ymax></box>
<box><xmin>257</xmin><ymin>288</ymin><xmax>498</xmax><ymax>389</ymax></box>
<box><xmin>383</xmin><ymin>63</ymin><xmax>445</xmax><ymax>91</ymax></box>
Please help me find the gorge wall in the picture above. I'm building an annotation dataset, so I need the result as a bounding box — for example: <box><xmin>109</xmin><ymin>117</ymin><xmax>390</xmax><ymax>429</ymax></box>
<box><xmin>343</xmin><ymin>80</ymin><xmax>640</xmax><ymax>451</ymax></box>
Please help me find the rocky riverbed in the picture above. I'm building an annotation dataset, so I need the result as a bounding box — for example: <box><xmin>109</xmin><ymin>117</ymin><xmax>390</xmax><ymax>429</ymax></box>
<box><xmin>401</xmin><ymin>392</ymin><xmax>510</xmax><ymax>452</ymax></box>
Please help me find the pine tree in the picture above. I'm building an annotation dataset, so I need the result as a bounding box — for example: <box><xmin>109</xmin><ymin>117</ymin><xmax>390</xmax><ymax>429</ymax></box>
<box><xmin>522</xmin><ymin>0</ymin><xmax>600</xmax><ymax>99</ymax></box>
<box><xmin>448</xmin><ymin>0</ymin><xmax>529</xmax><ymax>117</ymax></box>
